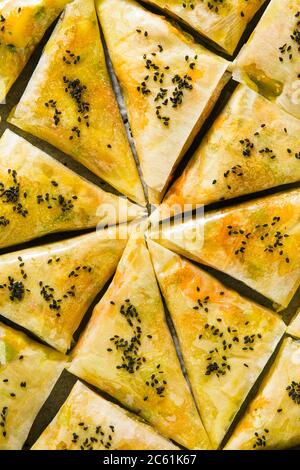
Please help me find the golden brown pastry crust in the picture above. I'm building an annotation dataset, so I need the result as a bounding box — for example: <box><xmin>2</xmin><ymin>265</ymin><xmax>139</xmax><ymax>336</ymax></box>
<box><xmin>162</xmin><ymin>85</ymin><xmax>300</xmax><ymax>210</ymax></box>
<box><xmin>0</xmin><ymin>0</ymin><xmax>69</xmax><ymax>101</ymax></box>
<box><xmin>287</xmin><ymin>308</ymin><xmax>300</xmax><ymax>338</ymax></box>
<box><xmin>0</xmin><ymin>229</ymin><xmax>127</xmax><ymax>352</ymax></box>
<box><xmin>234</xmin><ymin>0</ymin><xmax>300</xmax><ymax>120</ymax></box>
<box><xmin>225</xmin><ymin>338</ymin><xmax>300</xmax><ymax>450</ymax></box>
<box><xmin>149</xmin><ymin>190</ymin><xmax>300</xmax><ymax>308</ymax></box>
<box><xmin>9</xmin><ymin>0</ymin><xmax>145</xmax><ymax>204</ymax></box>
<box><xmin>148</xmin><ymin>239</ymin><xmax>285</xmax><ymax>448</ymax></box>
<box><xmin>0</xmin><ymin>130</ymin><xmax>145</xmax><ymax>249</ymax></box>
<box><xmin>70</xmin><ymin>234</ymin><xmax>212</xmax><ymax>449</ymax></box>
<box><xmin>143</xmin><ymin>0</ymin><xmax>266</xmax><ymax>55</ymax></box>
<box><xmin>32</xmin><ymin>381</ymin><xmax>179</xmax><ymax>450</ymax></box>
<box><xmin>0</xmin><ymin>322</ymin><xmax>66</xmax><ymax>450</ymax></box>
<box><xmin>97</xmin><ymin>0</ymin><xmax>229</xmax><ymax>204</ymax></box>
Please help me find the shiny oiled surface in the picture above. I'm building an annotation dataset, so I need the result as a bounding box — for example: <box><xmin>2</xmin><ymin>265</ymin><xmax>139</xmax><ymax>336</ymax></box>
<box><xmin>0</xmin><ymin>0</ymin><xmax>299</xmax><ymax>451</ymax></box>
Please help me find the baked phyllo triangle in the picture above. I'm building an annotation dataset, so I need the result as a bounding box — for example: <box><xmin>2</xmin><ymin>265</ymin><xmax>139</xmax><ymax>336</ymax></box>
<box><xmin>96</xmin><ymin>0</ymin><xmax>229</xmax><ymax>204</ymax></box>
<box><xmin>287</xmin><ymin>308</ymin><xmax>300</xmax><ymax>338</ymax></box>
<box><xmin>234</xmin><ymin>0</ymin><xmax>300</xmax><ymax>120</ymax></box>
<box><xmin>70</xmin><ymin>234</ymin><xmax>212</xmax><ymax>449</ymax></box>
<box><xmin>0</xmin><ymin>130</ymin><xmax>145</xmax><ymax>250</ymax></box>
<box><xmin>8</xmin><ymin>0</ymin><xmax>145</xmax><ymax>205</ymax></box>
<box><xmin>225</xmin><ymin>337</ymin><xmax>300</xmax><ymax>450</ymax></box>
<box><xmin>147</xmin><ymin>239</ymin><xmax>285</xmax><ymax>448</ymax></box>
<box><xmin>142</xmin><ymin>0</ymin><xmax>266</xmax><ymax>55</ymax></box>
<box><xmin>0</xmin><ymin>0</ymin><xmax>69</xmax><ymax>102</ymax></box>
<box><xmin>0</xmin><ymin>229</ymin><xmax>127</xmax><ymax>353</ymax></box>
<box><xmin>32</xmin><ymin>381</ymin><xmax>179</xmax><ymax>450</ymax></box>
<box><xmin>162</xmin><ymin>85</ymin><xmax>300</xmax><ymax>210</ymax></box>
<box><xmin>0</xmin><ymin>322</ymin><xmax>66</xmax><ymax>450</ymax></box>
<box><xmin>149</xmin><ymin>189</ymin><xmax>300</xmax><ymax>308</ymax></box>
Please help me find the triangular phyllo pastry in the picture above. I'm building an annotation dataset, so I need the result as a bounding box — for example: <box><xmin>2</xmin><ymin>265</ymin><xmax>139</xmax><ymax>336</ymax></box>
<box><xmin>225</xmin><ymin>337</ymin><xmax>300</xmax><ymax>450</ymax></box>
<box><xmin>32</xmin><ymin>381</ymin><xmax>178</xmax><ymax>450</ymax></box>
<box><xmin>234</xmin><ymin>0</ymin><xmax>300</xmax><ymax>120</ymax></box>
<box><xmin>96</xmin><ymin>0</ymin><xmax>229</xmax><ymax>204</ymax></box>
<box><xmin>149</xmin><ymin>189</ymin><xmax>300</xmax><ymax>308</ymax></box>
<box><xmin>70</xmin><ymin>234</ymin><xmax>212</xmax><ymax>449</ymax></box>
<box><xmin>0</xmin><ymin>0</ymin><xmax>69</xmax><ymax>102</ymax></box>
<box><xmin>142</xmin><ymin>0</ymin><xmax>266</xmax><ymax>55</ymax></box>
<box><xmin>162</xmin><ymin>85</ymin><xmax>300</xmax><ymax>210</ymax></box>
<box><xmin>0</xmin><ymin>322</ymin><xmax>66</xmax><ymax>450</ymax></box>
<box><xmin>147</xmin><ymin>240</ymin><xmax>285</xmax><ymax>448</ymax></box>
<box><xmin>287</xmin><ymin>308</ymin><xmax>300</xmax><ymax>338</ymax></box>
<box><xmin>9</xmin><ymin>0</ymin><xmax>145</xmax><ymax>204</ymax></box>
<box><xmin>0</xmin><ymin>130</ymin><xmax>145</xmax><ymax>250</ymax></box>
<box><xmin>0</xmin><ymin>229</ymin><xmax>127</xmax><ymax>353</ymax></box>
